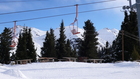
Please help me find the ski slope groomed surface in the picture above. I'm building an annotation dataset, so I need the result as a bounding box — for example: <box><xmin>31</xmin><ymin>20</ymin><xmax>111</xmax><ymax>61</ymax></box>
<box><xmin>0</xmin><ymin>62</ymin><xmax>140</xmax><ymax>79</ymax></box>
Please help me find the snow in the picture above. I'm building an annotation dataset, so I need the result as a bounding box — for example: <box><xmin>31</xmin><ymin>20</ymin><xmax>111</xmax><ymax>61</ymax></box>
<box><xmin>6</xmin><ymin>25</ymin><xmax>138</xmax><ymax>79</ymax></box>
<box><xmin>0</xmin><ymin>62</ymin><xmax>140</xmax><ymax>79</ymax></box>
<box><xmin>97</xmin><ymin>28</ymin><xmax>119</xmax><ymax>47</ymax></box>
<box><xmin>12</xmin><ymin>26</ymin><xmax>119</xmax><ymax>56</ymax></box>
<box><xmin>3</xmin><ymin>69</ymin><xmax>27</xmax><ymax>79</ymax></box>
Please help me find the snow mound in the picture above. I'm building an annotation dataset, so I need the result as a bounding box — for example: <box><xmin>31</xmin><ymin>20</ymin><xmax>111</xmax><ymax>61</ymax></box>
<box><xmin>3</xmin><ymin>69</ymin><xmax>27</xmax><ymax>79</ymax></box>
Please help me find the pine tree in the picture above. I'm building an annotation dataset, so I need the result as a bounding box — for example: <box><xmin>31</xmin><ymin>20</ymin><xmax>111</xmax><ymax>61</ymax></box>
<box><xmin>112</xmin><ymin>32</ymin><xmax>122</xmax><ymax>61</ymax></box>
<box><xmin>56</xmin><ymin>20</ymin><xmax>67</xmax><ymax>59</ymax></box>
<box><xmin>70</xmin><ymin>38</ymin><xmax>81</xmax><ymax>57</ymax></box>
<box><xmin>112</xmin><ymin>10</ymin><xmax>139</xmax><ymax>61</ymax></box>
<box><xmin>105</xmin><ymin>41</ymin><xmax>110</xmax><ymax>56</ymax></box>
<box><xmin>79</xmin><ymin>20</ymin><xmax>99</xmax><ymax>58</ymax></box>
<box><xmin>0</xmin><ymin>27</ymin><xmax>12</xmax><ymax>64</ymax></box>
<box><xmin>16</xmin><ymin>27</ymin><xmax>36</xmax><ymax>62</ymax></box>
<box><xmin>69</xmin><ymin>39</ymin><xmax>77</xmax><ymax>57</ymax></box>
<box><xmin>101</xmin><ymin>41</ymin><xmax>113</xmax><ymax>62</ymax></box>
<box><xmin>41</xmin><ymin>31</ymin><xmax>49</xmax><ymax>57</ymax></box>
<box><xmin>71</xmin><ymin>48</ymin><xmax>77</xmax><ymax>57</ymax></box>
<box><xmin>123</xmin><ymin>11</ymin><xmax>138</xmax><ymax>60</ymax></box>
<box><xmin>75</xmin><ymin>38</ymin><xmax>83</xmax><ymax>57</ymax></box>
<box><xmin>48</xmin><ymin>28</ymin><xmax>57</xmax><ymax>57</ymax></box>
<box><xmin>26</xmin><ymin>28</ymin><xmax>37</xmax><ymax>62</ymax></box>
<box><xmin>131</xmin><ymin>46</ymin><xmax>140</xmax><ymax>61</ymax></box>
<box><xmin>15</xmin><ymin>33</ymin><xmax>22</xmax><ymax>60</ymax></box>
<box><xmin>16</xmin><ymin>28</ymin><xmax>27</xmax><ymax>60</ymax></box>
<box><xmin>111</xmin><ymin>11</ymin><xmax>130</xmax><ymax>61</ymax></box>
<box><xmin>109</xmin><ymin>40</ymin><xmax>118</xmax><ymax>62</ymax></box>
<box><xmin>65</xmin><ymin>39</ymin><xmax>72</xmax><ymax>57</ymax></box>
<box><xmin>41</xmin><ymin>29</ymin><xmax>56</xmax><ymax>58</ymax></box>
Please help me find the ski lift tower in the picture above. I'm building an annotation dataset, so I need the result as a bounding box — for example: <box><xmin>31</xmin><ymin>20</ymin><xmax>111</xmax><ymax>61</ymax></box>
<box><xmin>125</xmin><ymin>0</ymin><xmax>140</xmax><ymax>41</ymax></box>
<box><xmin>136</xmin><ymin>0</ymin><xmax>140</xmax><ymax>41</ymax></box>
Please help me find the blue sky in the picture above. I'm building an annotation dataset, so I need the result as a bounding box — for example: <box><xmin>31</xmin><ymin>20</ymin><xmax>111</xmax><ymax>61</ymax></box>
<box><xmin>0</xmin><ymin>0</ymin><xmax>136</xmax><ymax>33</ymax></box>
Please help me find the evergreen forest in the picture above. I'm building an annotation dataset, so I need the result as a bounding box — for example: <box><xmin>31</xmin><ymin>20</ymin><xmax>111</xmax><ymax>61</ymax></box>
<box><xmin>0</xmin><ymin>10</ymin><xmax>140</xmax><ymax>64</ymax></box>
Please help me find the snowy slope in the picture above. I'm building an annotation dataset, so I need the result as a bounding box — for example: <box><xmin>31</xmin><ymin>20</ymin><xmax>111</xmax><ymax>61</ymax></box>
<box><xmin>13</xmin><ymin>26</ymin><xmax>119</xmax><ymax>56</ymax></box>
<box><xmin>0</xmin><ymin>62</ymin><xmax>140</xmax><ymax>79</ymax></box>
<box><xmin>97</xmin><ymin>28</ymin><xmax>119</xmax><ymax>47</ymax></box>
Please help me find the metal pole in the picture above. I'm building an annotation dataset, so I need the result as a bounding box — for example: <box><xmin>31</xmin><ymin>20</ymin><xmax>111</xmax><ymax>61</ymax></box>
<box><xmin>76</xmin><ymin>4</ymin><xmax>78</xmax><ymax>32</ymax></box>
<box><xmin>136</xmin><ymin>0</ymin><xmax>140</xmax><ymax>41</ymax></box>
<box><xmin>128</xmin><ymin>0</ymin><xmax>133</xmax><ymax>11</ymax></box>
<box><xmin>13</xmin><ymin>21</ymin><xmax>17</xmax><ymax>38</ymax></box>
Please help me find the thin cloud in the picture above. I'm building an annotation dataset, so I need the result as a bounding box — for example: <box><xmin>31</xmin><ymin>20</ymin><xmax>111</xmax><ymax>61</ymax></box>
<box><xmin>0</xmin><ymin>3</ymin><xmax>22</xmax><ymax>12</ymax></box>
<box><xmin>0</xmin><ymin>5</ymin><xmax>12</xmax><ymax>11</ymax></box>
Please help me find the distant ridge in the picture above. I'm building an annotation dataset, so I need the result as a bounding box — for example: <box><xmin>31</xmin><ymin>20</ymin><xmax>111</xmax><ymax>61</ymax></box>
<box><xmin>11</xmin><ymin>26</ymin><xmax>119</xmax><ymax>56</ymax></box>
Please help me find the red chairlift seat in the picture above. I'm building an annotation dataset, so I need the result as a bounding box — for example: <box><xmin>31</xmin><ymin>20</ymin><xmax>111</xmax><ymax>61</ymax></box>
<box><xmin>9</xmin><ymin>41</ymin><xmax>16</xmax><ymax>50</ymax></box>
<box><xmin>71</xmin><ymin>29</ymin><xmax>80</xmax><ymax>35</ymax></box>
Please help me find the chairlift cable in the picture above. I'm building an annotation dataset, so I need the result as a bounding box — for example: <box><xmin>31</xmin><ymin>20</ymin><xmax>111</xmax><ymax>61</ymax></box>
<box><xmin>0</xmin><ymin>0</ymin><xmax>116</xmax><ymax>15</ymax></box>
<box><xmin>0</xmin><ymin>6</ymin><xmax>122</xmax><ymax>24</ymax></box>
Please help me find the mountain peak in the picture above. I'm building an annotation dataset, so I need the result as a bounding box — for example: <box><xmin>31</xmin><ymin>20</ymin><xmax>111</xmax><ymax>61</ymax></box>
<box><xmin>12</xmin><ymin>26</ymin><xmax>119</xmax><ymax>55</ymax></box>
<box><xmin>97</xmin><ymin>28</ymin><xmax>119</xmax><ymax>47</ymax></box>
